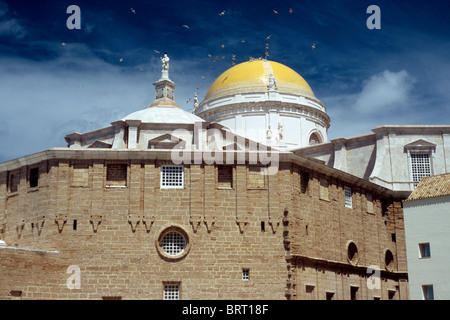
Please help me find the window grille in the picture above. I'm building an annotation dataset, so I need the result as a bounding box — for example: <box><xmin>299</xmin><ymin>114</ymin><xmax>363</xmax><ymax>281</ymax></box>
<box><xmin>161</xmin><ymin>165</ymin><xmax>184</xmax><ymax>188</ymax></box>
<box><xmin>411</xmin><ymin>153</ymin><xmax>431</xmax><ymax>186</ymax></box>
<box><xmin>242</xmin><ymin>269</ymin><xmax>250</xmax><ymax>280</ymax></box>
<box><xmin>164</xmin><ymin>284</ymin><xmax>180</xmax><ymax>300</ymax></box>
<box><xmin>161</xmin><ymin>231</ymin><xmax>186</xmax><ymax>256</ymax></box>
<box><xmin>344</xmin><ymin>187</ymin><xmax>352</xmax><ymax>208</ymax></box>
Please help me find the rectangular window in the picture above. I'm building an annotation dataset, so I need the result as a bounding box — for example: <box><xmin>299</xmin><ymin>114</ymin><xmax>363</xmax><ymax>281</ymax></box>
<box><xmin>419</xmin><ymin>243</ymin><xmax>431</xmax><ymax>258</ymax></box>
<box><xmin>326</xmin><ymin>292</ymin><xmax>335</xmax><ymax>300</ymax></box>
<box><xmin>319</xmin><ymin>177</ymin><xmax>329</xmax><ymax>200</ymax></box>
<box><xmin>422</xmin><ymin>285</ymin><xmax>434</xmax><ymax>300</ymax></box>
<box><xmin>161</xmin><ymin>165</ymin><xmax>184</xmax><ymax>189</ymax></box>
<box><xmin>247</xmin><ymin>167</ymin><xmax>266</xmax><ymax>189</ymax></box>
<box><xmin>411</xmin><ymin>153</ymin><xmax>431</xmax><ymax>186</ymax></box>
<box><xmin>72</xmin><ymin>163</ymin><xmax>89</xmax><ymax>187</ymax></box>
<box><xmin>164</xmin><ymin>284</ymin><xmax>180</xmax><ymax>300</ymax></box>
<box><xmin>217</xmin><ymin>165</ymin><xmax>233</xmax><ymax>188</ymax></box>
<box><xmin>301</xmin><ymin>172</ymin><xmax>309</xmax><ymax>194</ymax></box>
<box><xmin>29</xmin><ymin>167</ymin><xmax>39</xmax><ymax>188</ymax></box>
<box><xmin>350</xmin><ymin>286</ymin><xmax>359</xmax><ymax>300</ymax></box>
<box><xmin>106</xmin><ymin>164</ymin><xmax>127</xmax><ymax>187</ymax></box>
<box><xmin>242</xmin><ymin>269</ymin><xmax>250</xmax><ymax>281</ymax></box>
<box><xmin>344</xmin><ymin>187</ymin><xmax>352</xmax><ymax>208</ymax></box>
<box><xmin>8</xmin><ymin>172</ymin><xmax>19</xmax><ymax>193</ymax></box>
<box><xmin>305</xmin><ymin>285</ymin><xmax>315</xmax><ymax>300</ymax></box>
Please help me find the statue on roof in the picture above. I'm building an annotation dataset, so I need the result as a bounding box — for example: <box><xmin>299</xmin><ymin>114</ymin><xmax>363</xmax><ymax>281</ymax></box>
<box><xmin>161</xmin><ymin>53</ymin><xmax>169</xmax><ymax>71</ymax></box>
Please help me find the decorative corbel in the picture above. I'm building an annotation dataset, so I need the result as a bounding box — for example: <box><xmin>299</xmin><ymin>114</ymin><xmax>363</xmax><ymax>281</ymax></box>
<box><xmin>16</xmin><ymin>219</ymin><xmax>25</xmax><ymax>239</ymax></box>
<box><xmin>32</xmin><ymin>215</ymin><xmax>46</xmax><ymax>236</ymax></box>
<box><xmin>142</xmin><ymin>214</ymin><xmax>155</xmax><ymax>233</ymax></box>
<box><xmin>190</xmin><ymin>218</ymin><xmax>202</xmax><ymax>233</ymax></box>
<box><xmin>89</xmin><ymin>214</ymin><xmax>102</xmax><ymax>233</ymax></box>
<box><xmin>204</xmin><ymin>217</ymin><xmax>215</xmax><ymax>233</ymax></box>
<box><xmin>55</xmin><ymin>214</ymin><xmax>68</xmax><ymax>233</ymax></box>
<box><xmin>127</xmin><ymin>214</ymin><xmax>142</xmax><ymax>233</ymax></box>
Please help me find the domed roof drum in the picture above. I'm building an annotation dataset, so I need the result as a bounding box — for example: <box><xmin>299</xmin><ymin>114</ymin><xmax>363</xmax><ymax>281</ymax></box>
<box><xmin>204</xmin><ymin>59</ymin><xmax>317</xmax><ymax>102</ymax></box>
<box><xmin>195</xmin><ymin>59</ymin><xmax>330</xmax><ymax>150</ymax></box>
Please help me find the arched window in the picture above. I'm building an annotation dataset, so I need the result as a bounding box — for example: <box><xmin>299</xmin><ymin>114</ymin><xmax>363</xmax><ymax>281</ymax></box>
<box><xmin>347</xmin><ymin>241</ymin><xmax>359</xmax><ymax>265</ymax></box>
<box><xmin>309</xmin><ymin>133</ymin><xmax>321</xmax><ymax>145</ymax></box>
<box><xmin>385</xmin><ymin>249</ymin><xmax>395</xmax><ymax>271</ymax></box>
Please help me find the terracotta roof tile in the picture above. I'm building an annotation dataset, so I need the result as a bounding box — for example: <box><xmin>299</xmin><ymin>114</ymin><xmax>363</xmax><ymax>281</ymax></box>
<box><xmin>406</xmin><ymin>173</ymin><xmax>450</xmax><ymax>201</ymax></box>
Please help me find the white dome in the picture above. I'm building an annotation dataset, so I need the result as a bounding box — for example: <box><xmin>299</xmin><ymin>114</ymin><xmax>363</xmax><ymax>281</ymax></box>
<box><xmin>122</xmin><ymin>105</ymin><xmax>205</xmax><ymax>124</ymax></box>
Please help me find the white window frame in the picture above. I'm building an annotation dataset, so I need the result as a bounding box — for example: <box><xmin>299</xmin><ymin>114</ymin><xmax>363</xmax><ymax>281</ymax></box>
<box><xmin>160</xmin><ymin>165</ymin><xmax>184</xmax><ymax>189</ymax></box>
<box><xmin>422</xmin><ymin>285</ymin><xmax>434</xmax><ymax>300</ymax></box>
<box><xmin>164</xmin><ymin>284</ymin><xmax>180</xmax><ymax>300</ymax></box>
<box><xmin>410</xmin><ymin>153</ymin><xmax>432</xmax><ymax>187</ymax></box>
<box><xmin>344</xmin><ymin>187</ymin><xmax>352</xmax><ymax>208</ymax></box>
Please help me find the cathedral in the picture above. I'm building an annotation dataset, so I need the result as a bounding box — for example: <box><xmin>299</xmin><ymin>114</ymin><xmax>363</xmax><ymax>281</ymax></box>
<box><xmin>1</xmin><ymin>55</ymin><xmax>449</xmax><ymax>300</ymax></box>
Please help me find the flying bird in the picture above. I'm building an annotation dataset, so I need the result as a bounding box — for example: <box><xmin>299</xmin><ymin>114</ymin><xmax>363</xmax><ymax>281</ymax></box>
<box><xmin>183</xmin><ymin>25</ymin><xmax>190</xmax><ymax>29</ymax></box>
<box><xmin>273</xmin><ymin>10</ymin><xmax>278</xmax><ymax>14</ymax></box>
<box><xmin>131</xmin><ymin>8</ymin><xmax>136</xmax><ymax>14</ymax></box>
<box><xmin>289</xmin><ymin>8</ymin><xmax>293</xmax><ymax>14</ymax></box>
<box><xmin>219</xmin><ymin>10</ymin><xmax>226</xmax><ymax>16</ymax></box>
<box><xmin>61</xmin><ymin>42</ymin><xmax>66</xmax><ymax>46</ymax></box>
<box><xmin>153</xmin><ymin>49</ymin><xmax>160</xmax><ymax>54</ymax></box>
<box><xmin>119</xmin><ymin>58</ymin><xmax>124</xmax><ymax>62</ymax></box>
<box><xmin>312</xmin><ymin>43</ymin><xmax>316</xmax><ymax>51</ymax></box>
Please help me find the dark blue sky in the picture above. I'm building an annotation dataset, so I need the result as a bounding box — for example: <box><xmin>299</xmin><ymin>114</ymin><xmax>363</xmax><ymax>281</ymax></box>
<box><xmin>1</xmin><ymin>0</ymin><xmax>449</xmax><ymax>161</ymax></box>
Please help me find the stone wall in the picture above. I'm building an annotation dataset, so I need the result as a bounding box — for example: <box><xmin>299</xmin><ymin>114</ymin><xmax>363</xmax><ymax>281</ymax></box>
<box><xmin>0</xmin><ymin>156</ymin><xmax>408</xmax><ymax>299</ymax></box>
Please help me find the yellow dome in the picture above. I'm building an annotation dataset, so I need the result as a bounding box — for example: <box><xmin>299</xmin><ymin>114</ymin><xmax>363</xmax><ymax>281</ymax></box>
<box><xmin>204</xmin><ymin>59</ymin><xmax>316</xmax><ymax>101</ymax></box>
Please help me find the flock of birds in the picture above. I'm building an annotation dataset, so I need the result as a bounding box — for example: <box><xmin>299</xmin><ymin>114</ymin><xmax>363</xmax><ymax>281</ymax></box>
<box><xmin>61</xmin><ymin>6</ymin><xmax>317</xmax><ymax>110</ymax></box>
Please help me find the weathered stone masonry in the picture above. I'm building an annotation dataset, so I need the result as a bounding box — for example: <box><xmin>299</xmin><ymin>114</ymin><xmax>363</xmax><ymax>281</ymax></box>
<box><xmin>0</xmin><ymin>150</ymin><xmax>408</xmax><ymax>299</ymax></box>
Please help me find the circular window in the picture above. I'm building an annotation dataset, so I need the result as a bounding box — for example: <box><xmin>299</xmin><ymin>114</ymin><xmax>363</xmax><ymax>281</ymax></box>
<box><xmin>161</xmin><ymin>231</ymin><xmax>186</xmax><ymax>256</ymax></box>
<box><xmin>347</xmin><ymin>241</ymin><xmax>359</xmax><ymax>265</ymax></box>
<box><xmin>385</xmin><ymin>249</ymin><xmax>395</xmax><ymax>271</ymax></box>
<box><xmin>156</xmin><ymin>226</ymin><xmax>190</xmax><ymax>261</ymax></box>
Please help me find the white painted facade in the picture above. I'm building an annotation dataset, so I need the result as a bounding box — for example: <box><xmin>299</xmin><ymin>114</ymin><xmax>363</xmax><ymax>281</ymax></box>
<box><xmin>294</xmin><ymin>126</ymin><xmax>450</xmax><ymax>194</ymax></box>
<box><xmin>403</xmin><ymin>194</ymin><xmax>450</xmax><ymax>300</ymax></box>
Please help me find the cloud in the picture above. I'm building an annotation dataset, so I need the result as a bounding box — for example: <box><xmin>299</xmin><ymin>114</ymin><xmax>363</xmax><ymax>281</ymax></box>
<box><xmin>0</xmin><ymin>51</ymin><xmax>159</xmax><ymax>162</ymax></box>
<box><xmin>0</xmin><ymin>1</ymin><xmax>27</xmax><ymax>38</ymax></box>
<box><xmin>353</xmin><ymin>70</ymin><xmax>416</xmax><ymax>114</ymax></box>
<box><xmin>322</xmin><ymin>70</ymin><xmax>417</xmax><ymax>139</ymax></box>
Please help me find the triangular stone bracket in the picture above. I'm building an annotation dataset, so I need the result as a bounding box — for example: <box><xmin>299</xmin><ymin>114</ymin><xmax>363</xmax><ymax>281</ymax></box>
<box><xmin>89</xmin><ymin>215</ymin><xmax>102</xmax><ymax>233</ymax></box>
<box><xmin>236</xmin><ymin>217</ymin><xmax>248</xmax><ymax>234</ymax></box>
<box><xmin>55</xmin><ymin>214</ymin><xmax>68</xmax><ymax>233</ymax></box>
<box><xmin>190</xmin><ymin>218</ymin><xmax>202</xmax><ymax>233</ymax></box>
<box><xmin>32</xmin><ymin>216</ymin><xmax>46</xmax><ymax>236</ymax></box>
<box><xmin>128</xmin><ymin>214</ymin><xmax>142</xmax><ymax>233</ymax></box>
<box><xmin>204</xmin><ymin>218</ymin><xmax>216</xmax><ymax>233</ymax></box>
<box><xmin>142</xmin><ymin>215</ymin><xmax>155</xmax><ymax>233</ymax></box>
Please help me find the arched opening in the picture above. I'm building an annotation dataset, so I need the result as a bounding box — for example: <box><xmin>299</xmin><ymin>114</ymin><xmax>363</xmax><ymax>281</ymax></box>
<box><xmin>309</xmin><ymin>132</ymin><xmax>321</xmax><ymax>145</ymax></box>
<box><xmin>347</xmin><ymin>241</ymin><xmax>359</xmax><ymax>265</ymax></box>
